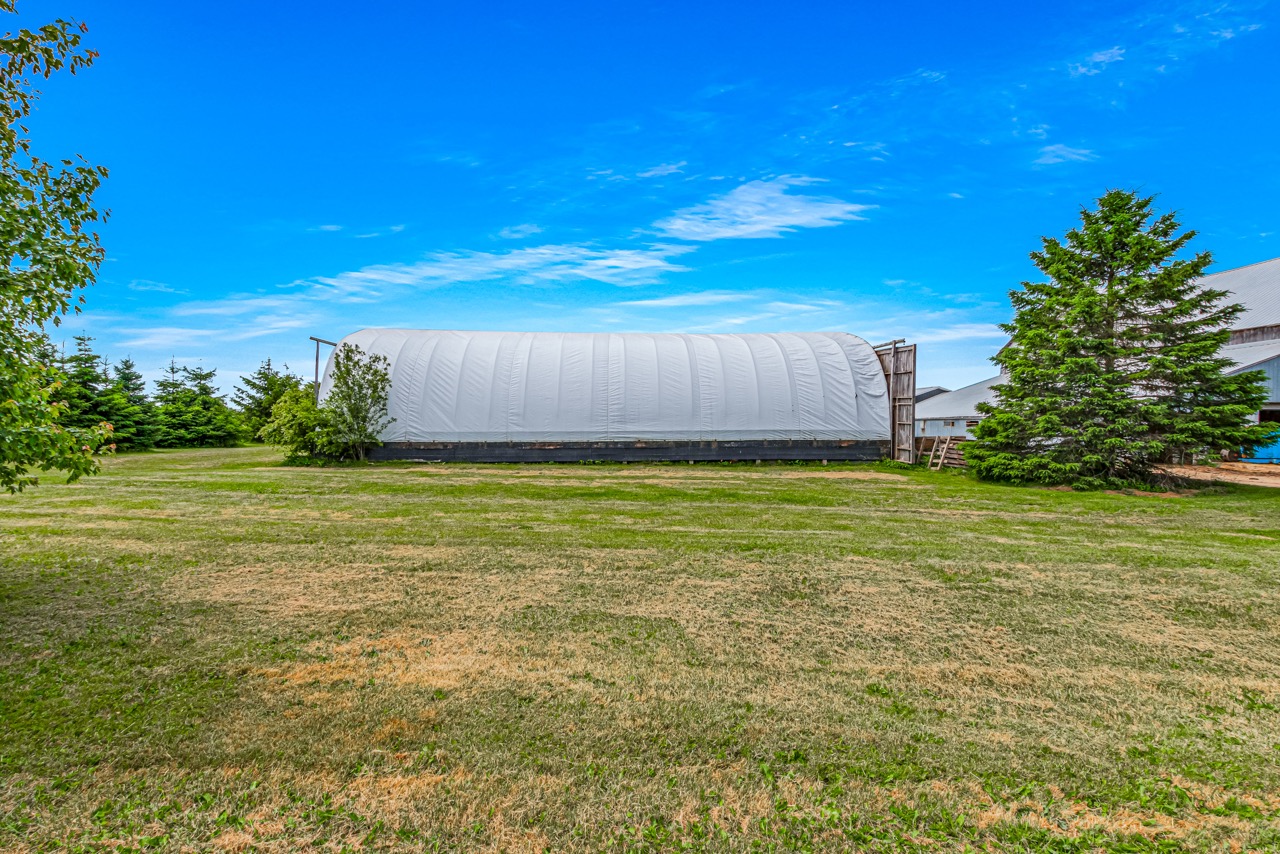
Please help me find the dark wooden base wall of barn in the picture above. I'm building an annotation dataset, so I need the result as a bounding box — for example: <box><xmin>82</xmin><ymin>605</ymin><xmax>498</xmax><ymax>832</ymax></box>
<box><xmin>370</xmin><ymin>440</ymin><xmax>891</xmax><ymax>463</ymax></box>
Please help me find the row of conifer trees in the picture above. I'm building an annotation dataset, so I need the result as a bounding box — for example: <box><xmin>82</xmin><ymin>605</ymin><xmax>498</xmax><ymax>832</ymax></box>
<box><xmin>51</xmin><ymin>336</ymin><xmax>303</xmax><ymax>450</ymax></box>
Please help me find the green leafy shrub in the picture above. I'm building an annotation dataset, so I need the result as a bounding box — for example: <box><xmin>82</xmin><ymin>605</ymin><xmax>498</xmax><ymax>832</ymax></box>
<box><xmin>260</xmin><ymin>344</ymin><xmax>394</xmax><ymax>464</ymax></box>
<box><xmin>324</xmin><ymin>344</ymin><xmax>394</xmax><ymax>462</ymax></box>
<box><xmin>259</xmin><ymin>389</ymin><xmax>338</xmax><ymax>464</ymax></box>
<box><xmin>0</xmin><ymin>9</ymin><xmax>109</xmax><ymax>489</ymax></box>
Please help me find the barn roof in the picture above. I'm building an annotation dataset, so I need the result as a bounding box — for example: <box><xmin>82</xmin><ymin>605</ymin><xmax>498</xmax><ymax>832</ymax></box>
<box><xmin>916</xmin><ymin>339</ymin><xmax>1280</xmax><ymax>423</ymax></box>
<box><xmin>321</xmin><ymin>329</ymin><xmax>892</xmax><ymax>443</ymax></box>
<box><xmin>1205</xmin><ymin>256</ymin><xmax>1280</xmax><ymax>330</ymax></box>
<box><xmin>1222</xmin><ymin>339</ymin><xmax>1280</xmax><ymax>372</ymax></box>
<box><xmin>914</xmin><ymin>373</ymin><xmax>1003</xmax><ymax>421</ymax></box>
<box><xmin>915</xmin><ymin>385</ymin><xmax>951</xmax><ymax>403</ymax></box>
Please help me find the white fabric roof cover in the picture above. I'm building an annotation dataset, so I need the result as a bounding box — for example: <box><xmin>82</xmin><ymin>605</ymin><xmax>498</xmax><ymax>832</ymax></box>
<box><xmin>321</xmin><ymin>329</ymin><xmax>891</xmax><ymax>443</ymax></box>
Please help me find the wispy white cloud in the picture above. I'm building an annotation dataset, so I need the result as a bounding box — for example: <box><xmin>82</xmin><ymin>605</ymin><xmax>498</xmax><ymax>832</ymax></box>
<box><xmin>172</xmin><ymin>296</ymin><xmax>293</xmax><ymax>317</ymax></box>
<box><xmin>884</xmin><ymin>68</ymin><xmax>947</xmax><ymax>94</ymax></box>
<box><xmin>618</xmin><ymin>290</ymin><xmax>747</xmax><ymax>308</ymax></box>
<box><xmin>653</xmin><ymin>176</ymin><xmax>873</xmax><ymax>241</ymax></box>
<box><xmin>840</xmin><ymin>141</ymin><xmax>890</xmax><ymax>157</ymax></box>
<box><xmin>124</xmin><ymin>171</ymin><xmax>881</xmax><ymax>361</ymax></box>
<box><xmin>660</xmin><ymin>296</ymin><xmax>846</xmax><ymax>333</ymax></box>
<box><xmin>117</xmin><ymin>326</ymin><xmax>217</xmax><ymax>348</ymax></box>
<box><xmin>675</xmin><ymin>311</ymin><xmax>781</xmax><ymax>332</ymax></box>
<box><xmin>314</xmin><ymin>224</ymin><xmax>343</xmax><ymax>232</ymax></box>
<box><xmin>1034</xmin><ymin>143</ymin><xmax>1097</xmax><ymax>165</ymax></box>
<box><xmin>637</xmin><ymin>161</ymin><xmax>687</xmax><ymax>178</ymax></box>
<box><xmin>1210</xmin><ymin>24</ymin><xmax>1262</xmax><ymax>40</ymax></box>
<box><xmin>314</xmin><ymin>243</ymin><xmax>696</xmax><ymax>295</ymax></box>
<box><xmin>1069</xmin><ymin>46</ymin><xmax>1125</xmax><ymax>76</ymax></box>
<box><xmin>910</xmin><ymin>322</ymin><xmax>1007</xmax><ymax>343</ymax></box>
<box><xmin>434</xmin><ymin>153</ymin><xmax>482</xmax><ymax>167</ymax></box>
<box><xmin>351</xmin><ymin>224</ymin><xmax>406</xmax><ymax>239</ymax></box>
<box><xmin>127</xmin><ymin>279</ymin><xmax>188</xmax><ymax>295</ymax></box>
<box><xmin>764</xmin><ymin>300</ymin><xmax>834</xmax><ymax>313</ymax></box>
<box><xmin>118</xmin><ymin>314</ymin><xmax>314</xmax><ymax>349</ymax></box>
<box><xmin>718</xmin><ymin>312</ymin><xmax>778</xmax><ymax>326</ymax></box>
<box><xmin>1090</xmin><ymin>7</ymin><xmax>1261</xmax><ymax>76</ymax></box>
<box><xmin>498</xmin><ymin>223</ymin><xmax>544</xmax><ymax>240</ymax></box>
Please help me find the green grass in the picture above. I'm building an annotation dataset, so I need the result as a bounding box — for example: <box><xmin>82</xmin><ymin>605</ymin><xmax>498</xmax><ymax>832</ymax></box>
<box><xmin>2</xmin><ymin>447</ymin><xmax>1279</xmax><ymax>851</ymax></box>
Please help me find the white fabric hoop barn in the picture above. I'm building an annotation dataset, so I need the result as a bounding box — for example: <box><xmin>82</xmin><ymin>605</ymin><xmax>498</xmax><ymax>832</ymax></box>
<box><xmin>320</xmin><ymin>329</ymin><xmax>891</xmax><ymax>444</ymax></box>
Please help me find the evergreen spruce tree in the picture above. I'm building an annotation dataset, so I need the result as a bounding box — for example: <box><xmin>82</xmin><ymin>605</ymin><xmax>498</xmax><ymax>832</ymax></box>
<box><xmin>154</xmin><ymin>361</ymin><xmax>246</xmax><ymax>447</ymax></box>
<box><xmin>151</xmin><ymin>360</ymin><xmax>184</xmax><ymax>448</ymax></box>
<box><xmin>57</xmin><ymin>336</ymin><xmax>113</xmax><ymax>432</ymax></box>
<box><xmin>967</xmin><ymin>190</ymin><xmax>1275</xmax><ymax>487</ymax></box>
<box><xmin>233</xmin><ymin>358</ymin><xmax>303</xmax><ymax>439</ymax></box>
<box><xmin>55</xmin><ymin>338</ymin><xmax>163</xmax><ymax>451</ymax></box>
<box><xmin>109</xmin><ymin>357</ymin><xmax>159</xmax><ymax>450</ymax></box>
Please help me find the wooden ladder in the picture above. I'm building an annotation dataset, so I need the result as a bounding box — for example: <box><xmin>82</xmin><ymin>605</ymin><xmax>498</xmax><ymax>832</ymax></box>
<box><xmin>926</xmin><ymin>436</ymin><xmax>969</xmax><ymax>470</ymax></box>
<box><xmin>928</xmin><ymin>436</ymin><xmax>952</xmax><ymax>471</ymax></box>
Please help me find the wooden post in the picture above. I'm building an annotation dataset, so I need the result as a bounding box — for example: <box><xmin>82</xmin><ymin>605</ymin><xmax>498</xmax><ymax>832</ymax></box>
<box><xmin>874</xmin><ymin>340</ymin><xmax>917</xmax><ymax>464</ymax></box>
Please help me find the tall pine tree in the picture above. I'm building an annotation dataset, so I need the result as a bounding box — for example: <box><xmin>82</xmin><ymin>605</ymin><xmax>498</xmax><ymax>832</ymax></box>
<box><xmin>109</xmin><ymin>357</ymin><xmax>159</xmax><ymax>450</ymax></box>
<box><xmin>154</xmin><ymin>361</ymin><xmax>246</xmax><ymax>448</ymax></box>
<box><xmin>57</xmin><ymin>336</ymin><xmax>113</xmax><ymax>433</ymax></box>
<box><xmin>54</xmin><ymin>339</ymin><xmax>160</xmax><ymax>451</ymax></box>
<box><xmin>967</xmin><ymin>190</ymin><xmax>1275</xmax><ymax>487</ymax></box>
<box><xmin>233</xmin><ymin>358</ymin><xmax>302</xmax><ymax>439</ymax></box>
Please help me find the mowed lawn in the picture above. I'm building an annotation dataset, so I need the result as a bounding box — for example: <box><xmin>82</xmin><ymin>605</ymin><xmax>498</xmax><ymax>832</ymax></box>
<box><xmin>2</xmin><ymin>448</ymin><xmax>1279</xmax><ymax>852</ymax></box>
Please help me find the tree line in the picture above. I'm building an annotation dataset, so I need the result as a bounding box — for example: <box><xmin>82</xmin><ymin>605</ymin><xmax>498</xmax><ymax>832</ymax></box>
<box><xmin>49</xmin><ymin>336</ymin><xmax>394</xmax><ymax>464</ymax></box>
<box><xmin>50</xmin><ymin>336</ymin><xmax>306</xmax><ymax>450</ymax></box>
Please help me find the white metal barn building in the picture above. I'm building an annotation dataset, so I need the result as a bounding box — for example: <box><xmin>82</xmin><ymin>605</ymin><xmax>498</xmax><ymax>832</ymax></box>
<box><xmin>319</xmin><ymin>329</ymin><xmax>918</xmax><ymax>462</ymax></box>
<box><xmin>915</xmin><ymin>257</ymin><xmax>1280</xmax><ymax>461</ymax></box>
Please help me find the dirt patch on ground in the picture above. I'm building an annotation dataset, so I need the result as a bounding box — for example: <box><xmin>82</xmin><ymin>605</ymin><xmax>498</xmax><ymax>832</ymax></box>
<box><xmin>1162</xmin><ymin>462</ymin><xmax>1280</xmax><ymax>488</ymax></box>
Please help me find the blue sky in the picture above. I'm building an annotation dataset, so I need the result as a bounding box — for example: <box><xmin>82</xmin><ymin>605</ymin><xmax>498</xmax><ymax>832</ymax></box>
<box><xmin>22</xmin><ymin>0</ymin><xmax>1280</xmax><ymax>390</ymax></box>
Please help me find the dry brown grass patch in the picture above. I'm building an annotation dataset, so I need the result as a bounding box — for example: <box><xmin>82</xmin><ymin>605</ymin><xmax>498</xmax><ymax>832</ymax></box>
<box><xmin>977</xmin><ymin>798</ymin><xmax>1257</xmax><ymax>843</ymax></box>
<box><xmin>382</xmin><ymin>544</ymin><xmax>469</xmax><ymax>562</ymax></box>
<box><xmin>164</xmin><ymin>564</ymin><xmax>400</xmax><ymax>617</ymax></box>
<box><xmin>256</xmin><ymin>631</ymin><xmax>487</xmax><ymax>692</ymax></box>
<box><xmin>900</xmin><ymin>661</ymin><xmax>1037</xmax><ymax>691</ymax></box>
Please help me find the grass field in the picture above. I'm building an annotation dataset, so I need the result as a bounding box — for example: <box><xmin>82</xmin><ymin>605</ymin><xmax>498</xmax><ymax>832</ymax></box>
<box><xmin>2</xmin><ymin>447</ymin><xmax>1279</xmax><ymax>852</ymax></box>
